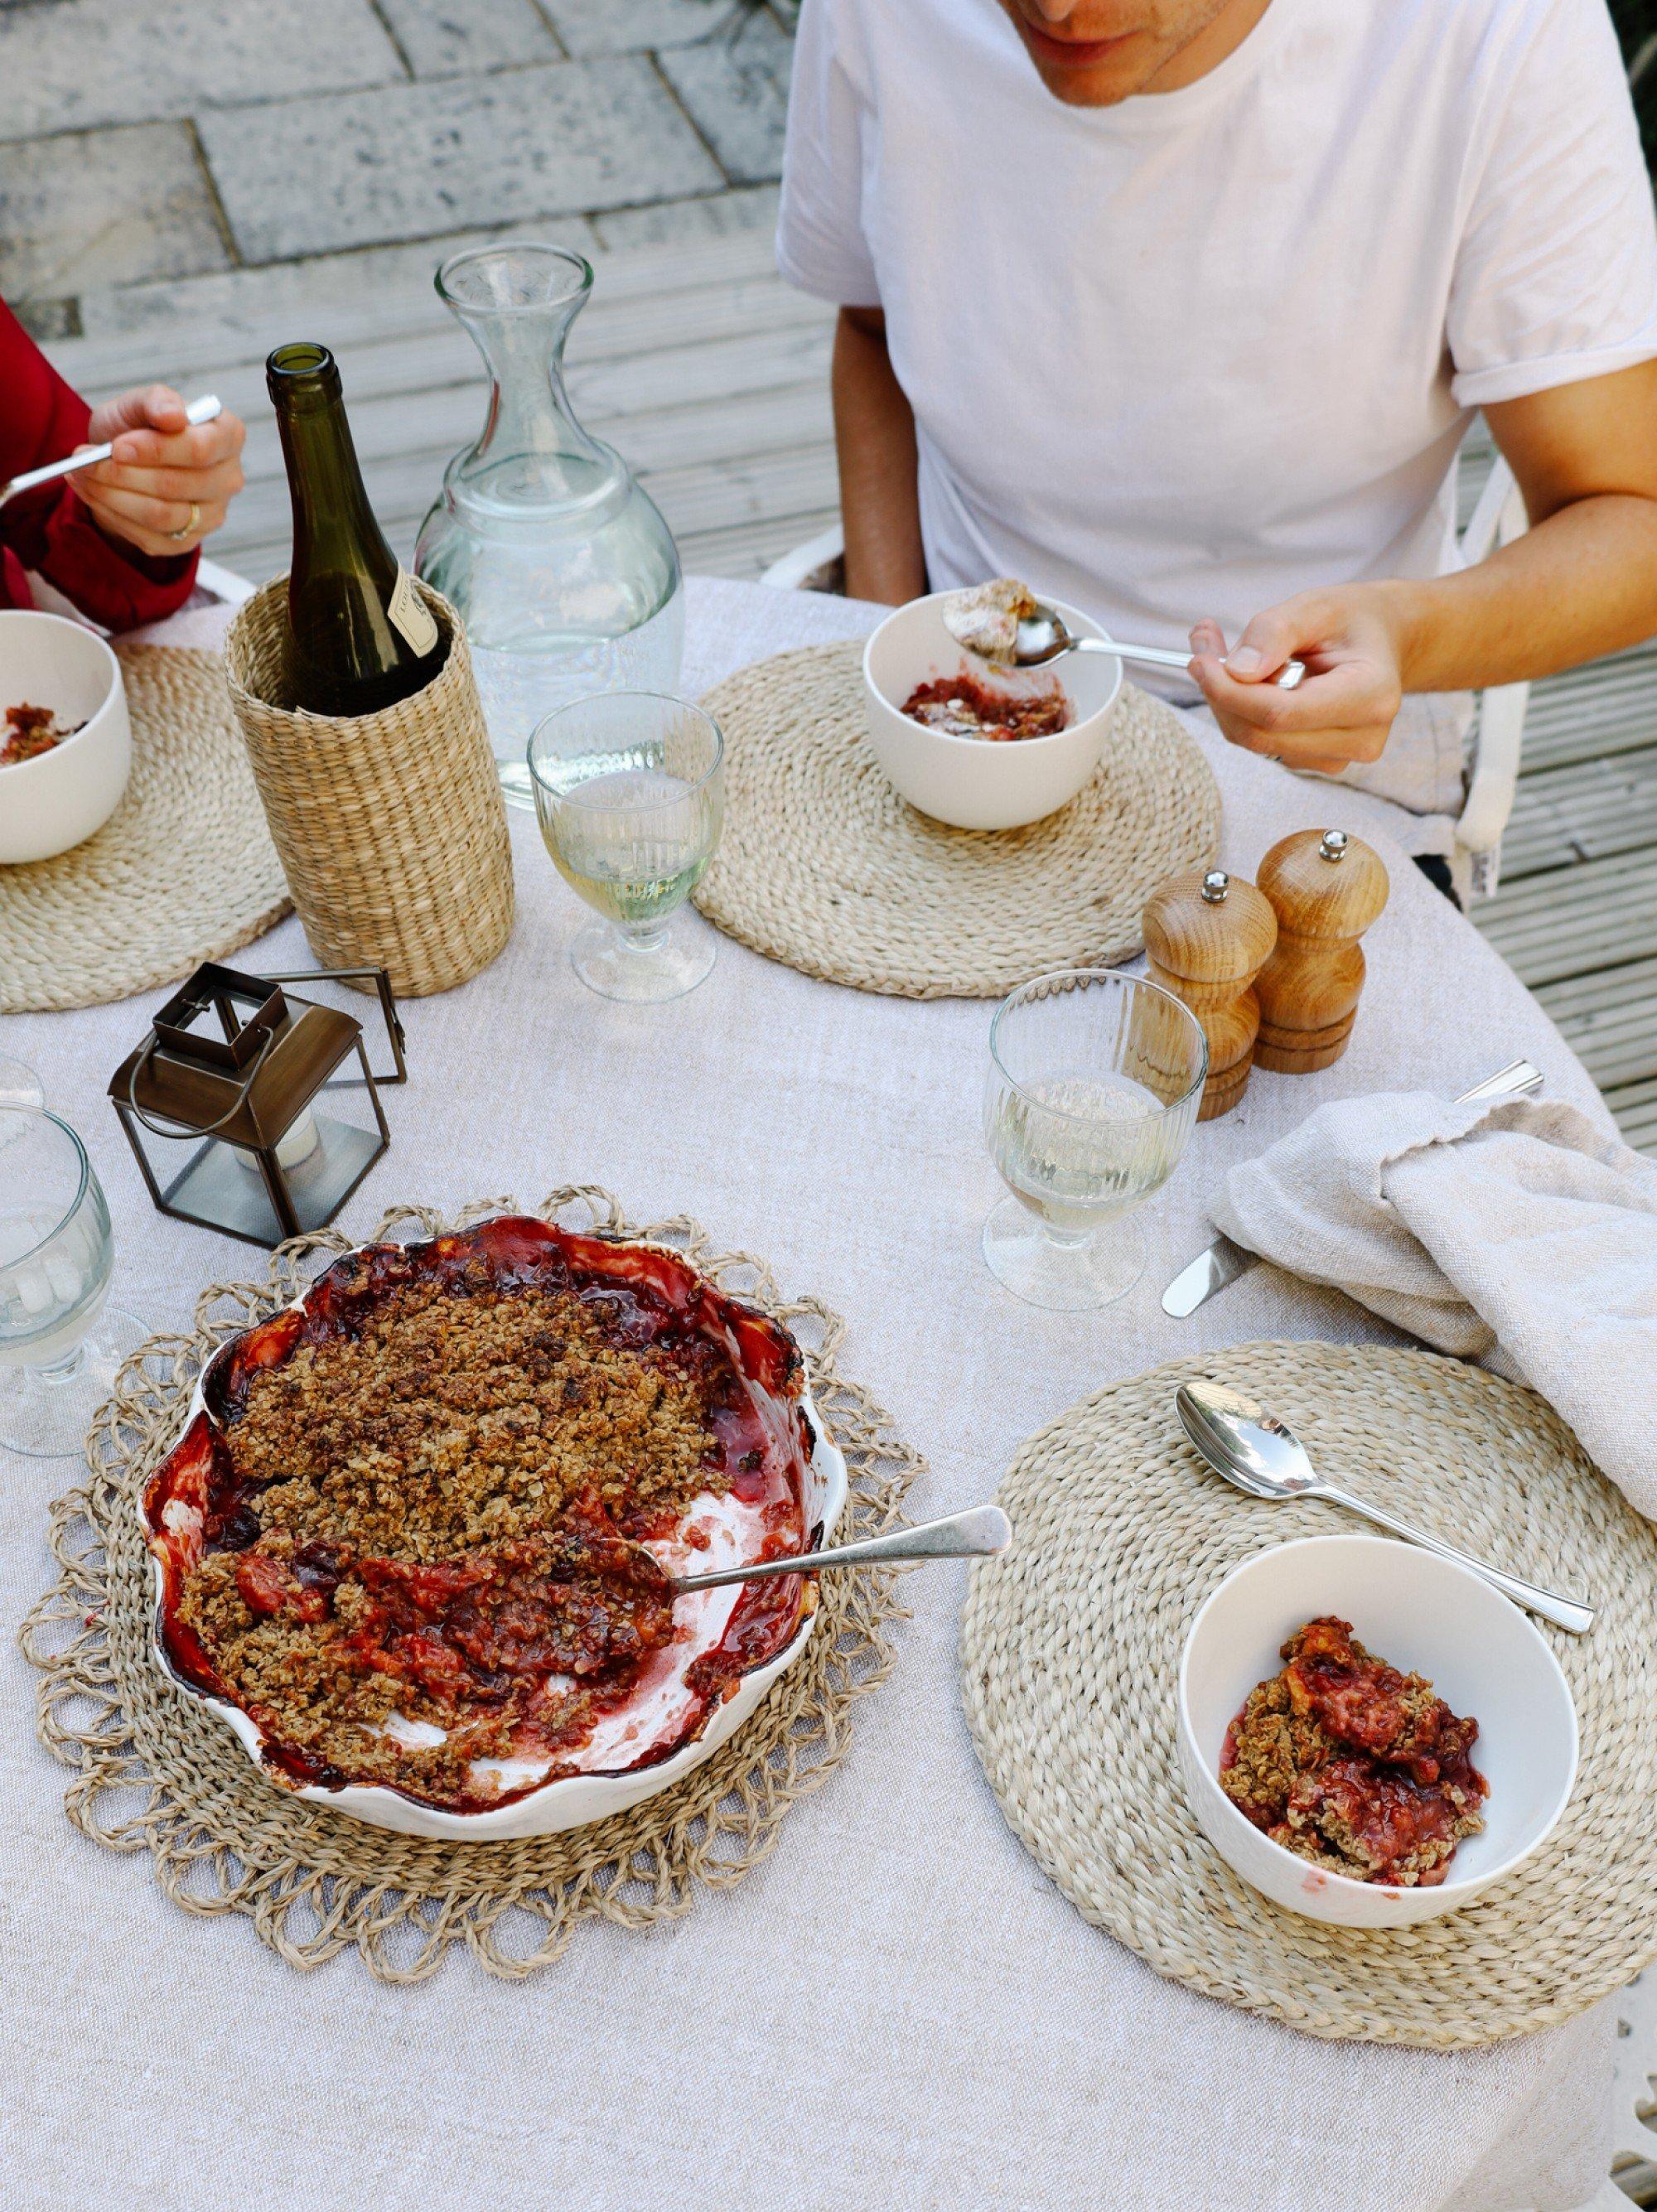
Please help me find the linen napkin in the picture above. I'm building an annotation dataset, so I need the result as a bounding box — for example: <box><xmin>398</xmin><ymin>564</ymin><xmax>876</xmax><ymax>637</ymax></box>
<box><xmin>1211</xmin><ymin>1091</ymin><xmax>1657</xmax><ymax>1519</ymax></box>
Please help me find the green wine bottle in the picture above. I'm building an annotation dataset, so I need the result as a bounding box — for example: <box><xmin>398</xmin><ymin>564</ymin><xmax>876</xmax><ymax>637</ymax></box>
<box><xmin>266</xmin><ymin>340</ymin><xmax>444</xmax><ymax>717</ymax></box>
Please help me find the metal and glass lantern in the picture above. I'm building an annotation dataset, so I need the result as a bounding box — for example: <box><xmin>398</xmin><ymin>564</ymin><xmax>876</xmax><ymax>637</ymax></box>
<box><xmin>109</xmin><ymin>963</ymin><xmax>406</xmax><ymax>1247</ymax></box>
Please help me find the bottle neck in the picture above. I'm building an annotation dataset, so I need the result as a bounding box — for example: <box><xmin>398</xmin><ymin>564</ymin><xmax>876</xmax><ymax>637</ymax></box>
<box><xmin>447</xmin><ymin>298</ymin><xmax>620</xmax><ymax>519</ymax></box>
<box><xmin>274</xmin><ymin>388</ymin><xmax>394</xmax><ymax>576</ymax></box>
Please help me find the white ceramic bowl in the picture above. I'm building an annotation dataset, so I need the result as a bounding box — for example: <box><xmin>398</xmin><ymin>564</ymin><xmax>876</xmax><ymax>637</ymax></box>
<box><xmin>862</xmin><ymin>590</ymin><xmax>1123</xmax><ymax>830</ymax></box>
<box><xmin>144</xmin><ymin>1224</ymin><xmax>849</xmax><ymax>1841</ymax></box>
<box><xmin>1177</xmin><ymin>1534</ymin><xmax>1577</xmax><ymax>1927</ymax></box>
<box><xmin>0</xmin><ymin>610</ymin><xmax>130</xmax><ymax>864</ymax></box>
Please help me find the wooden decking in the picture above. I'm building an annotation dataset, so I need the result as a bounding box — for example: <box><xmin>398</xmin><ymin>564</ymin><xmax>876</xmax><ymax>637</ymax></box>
<box><xmin>45</xmin><ymin>228</ymin><xmax>1657</xmax><ymax>1153</ymax></box>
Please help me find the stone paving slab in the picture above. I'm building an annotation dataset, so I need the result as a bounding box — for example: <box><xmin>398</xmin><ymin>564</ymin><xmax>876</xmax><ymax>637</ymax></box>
<box><xmin>0</xmin><ymin>0</ymin><xmax>403</xmax><ymax>144</ymax></box>
<box><xmin>197</xmin><ymin>55</ymin><xmax>724</xmax><ymax>263</ymax></box>
<box><xmin>375</xmin><ymin>0</ymin><xmax>563</xmax><ymax>78</ymax></box>
<box><xmin>657</xmin><ymin>7</ymin><xmax>791</xmax><ymax>184</ymax></box>
<box><xmin>0</xmin><ymin>122</ymin><xmax>229</xmax><ymax>299</ymax></box>
<box><xmin>539</xmin><ymin>0</ymin><xmax>735</xmax><ymax>57</ymax></box>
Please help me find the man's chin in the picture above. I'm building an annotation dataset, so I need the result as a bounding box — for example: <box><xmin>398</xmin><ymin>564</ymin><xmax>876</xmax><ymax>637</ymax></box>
<box><xmin>1015</xmin><ymin>26</ymin><xmax>1162</xmax><ymax>105</ymax></box>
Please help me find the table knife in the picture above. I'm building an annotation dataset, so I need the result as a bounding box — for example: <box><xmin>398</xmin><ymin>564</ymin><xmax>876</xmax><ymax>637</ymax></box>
<box><xmin>1160</xmin><ymin>1058</ymin><xmax>1544</xmax><ymax>1318</ymax></box>
<box><xmin>0</xmin><ymin>395</ymin><xmax>222</xmax><ymax>509</ymax></box>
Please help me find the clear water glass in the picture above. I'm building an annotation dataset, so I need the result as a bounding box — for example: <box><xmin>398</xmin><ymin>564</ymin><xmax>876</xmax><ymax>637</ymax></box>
<box><xmin>983</xmin><ymin>968</ymin><xmax>1207</xmax><ymax>1310</ymax></box>
<box><xmin>529</xmin><ymin>692</ymin><xmax>724</xmax><ymax>1002</ymax></box>
<box><xmin>0</xmin><ymin>1054</ymin><xmax>44</xmax><ymax>1110</ymax></box>
<box><xmin>414</xmin><ymin>242</ymin><xmax>685</xmax><ymax>808</ymax></box>
<box><xmin>0</xmin><ymin>1107</ymin><xmax>143</xmax><ymax>1457</ymax></box>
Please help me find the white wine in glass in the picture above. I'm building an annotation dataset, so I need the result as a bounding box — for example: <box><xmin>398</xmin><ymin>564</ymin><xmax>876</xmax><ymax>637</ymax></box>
<box><xmin>529</xmin><ymin>693</ymin><xmax>724</xmax><ymax>1002</ymax></box>
<box><xmin>982</xmin><ymin>971</ymin><xmax>1207</xmax><ymax>1310</ymax></box>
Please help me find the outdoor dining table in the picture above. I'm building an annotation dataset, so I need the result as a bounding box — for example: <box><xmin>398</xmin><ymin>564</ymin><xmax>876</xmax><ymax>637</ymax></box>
<box><xmin>1</xmin><ymin>574</ymin><xmax>1621</xmax><ymax>2212</ymax></box>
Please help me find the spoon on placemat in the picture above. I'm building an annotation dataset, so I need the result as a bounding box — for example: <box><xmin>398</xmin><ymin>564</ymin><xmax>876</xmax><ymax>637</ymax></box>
<box><xmin>662</xmin><ymin>1503</ymin><xmax>1011</xmax><ymax>1593</ymax></box>
<box><xmin>1175</xmin><ymin>1379</ymin><xmax>1594</xmax><ymax>1635</ymax></box>
<box><xmin>1011</xmin><ymin>600</ymin><xmax>1307</xmax><ymax>691</ymax></box>
<box><xmin>0</xmin><ymin>395</ymin><xmax>223</xmax><ymax>509</ymax></box>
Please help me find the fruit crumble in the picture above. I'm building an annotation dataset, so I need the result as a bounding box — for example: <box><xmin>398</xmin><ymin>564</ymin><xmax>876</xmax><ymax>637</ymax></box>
<box><xmin>900</xmin><ymin>672</ymin><xmax>1071</xmax><ymax>742</ymax></box>
<box><xmin>144</xmin><ymin>1217</ymin><xmax>815</xmax><ymax>1813</ymax></box>
<box><xmin>1220</xmin><ymin>1616</ymin><xmax>1488</xmax><ymax>1886</ymax></box>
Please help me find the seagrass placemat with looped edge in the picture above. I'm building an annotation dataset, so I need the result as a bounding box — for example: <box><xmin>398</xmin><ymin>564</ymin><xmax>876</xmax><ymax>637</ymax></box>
<box><xmin>960</xmin><ymin>1340</ymin><xmax>1657</xmax><ymax>2049</ymax></box>
<box><xmin>20</xmin><ymin>1188</ymin><xmax>920</xmax><ymax>1983</ymax></box>
<box><xmin>0</xmin><ymin>645</ymin><xmax>290</xmax><ymax>1014</ymax></box>
<box><xmin>693</xmin><ymin>641</ymin><xmax>1220</xmax><ymax>998</ymax></box>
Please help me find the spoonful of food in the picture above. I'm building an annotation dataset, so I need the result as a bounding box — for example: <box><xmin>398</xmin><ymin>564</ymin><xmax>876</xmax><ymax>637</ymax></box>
<box><xmin>938</xmin><ymin>579</ymin><xmax>1305</xmax><ymax>691</ymax></box>
<box><xmin>650</xmin><ymin>1502</ymin><xmax>1012</xmax><ymax>1594</ymax></box>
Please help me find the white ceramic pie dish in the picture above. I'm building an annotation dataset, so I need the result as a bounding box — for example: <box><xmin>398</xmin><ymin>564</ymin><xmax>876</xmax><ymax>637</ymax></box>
<box><xmin>143</xmin><ymin>1222</ymin><xmax>848</xmax><ymax>1841</ymax></box>
<box><xmin>1177</xmin><ymin>1535</ymin><xmax>1577</xmax><ymax>1928</ymax></box>
<box><xmin>862</xmin><ymin>589</ymin><xmax>1122</xmax><ymax>830</ymax></box>
<box><xmin>0</xmin><ymin>608</ymin><xmax>130</xmax><ymax>864</ymax></box>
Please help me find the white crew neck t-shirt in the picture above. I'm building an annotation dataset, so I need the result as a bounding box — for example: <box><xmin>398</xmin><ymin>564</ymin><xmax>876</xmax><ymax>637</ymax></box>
<box><xmin>776</xmin><ymin>0</ymin><xmax>1657</xmax><ymax>717</ymax></box>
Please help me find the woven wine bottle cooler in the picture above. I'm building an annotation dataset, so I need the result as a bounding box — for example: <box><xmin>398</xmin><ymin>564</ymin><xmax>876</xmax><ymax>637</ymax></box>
<box><xmin>224</xmin><ymin>578</ymin><xmax>513</xmax><ymax>997</ymax></box>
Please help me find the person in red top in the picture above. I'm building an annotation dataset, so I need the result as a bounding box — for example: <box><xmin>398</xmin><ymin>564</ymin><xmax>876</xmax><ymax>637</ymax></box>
<box><xmin>2</xmin><ymin>297</ymin><xmax>247</xmax><ymax>631</ymax></box>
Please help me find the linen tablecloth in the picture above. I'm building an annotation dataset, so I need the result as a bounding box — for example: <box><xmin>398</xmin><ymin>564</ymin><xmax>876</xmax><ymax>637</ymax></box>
<box><xmin>0</xmin><ymin>577</ymin><xmax>1621</xmax><ymax>2212</ymax></box>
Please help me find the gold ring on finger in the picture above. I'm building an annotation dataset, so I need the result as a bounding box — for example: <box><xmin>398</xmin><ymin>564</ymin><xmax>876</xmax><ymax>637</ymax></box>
<box><xmin>167</xmin><ymin>501</ymin><xmax>201</xmax><ymax>543</ymax></box>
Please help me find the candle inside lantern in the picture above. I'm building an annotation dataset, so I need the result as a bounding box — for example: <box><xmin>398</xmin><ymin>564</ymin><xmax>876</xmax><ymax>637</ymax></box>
<box><xmin>233</xmin><ymin>1104</ymin><xmax>321</xmax><ymax>1176</ymax></box>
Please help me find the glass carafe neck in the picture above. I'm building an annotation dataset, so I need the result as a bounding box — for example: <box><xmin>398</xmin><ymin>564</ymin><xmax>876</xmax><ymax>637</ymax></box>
<box><xmin>437</xmin><ymin>244</ymin><xmax>622</xmax><ymax>521</ymax></box>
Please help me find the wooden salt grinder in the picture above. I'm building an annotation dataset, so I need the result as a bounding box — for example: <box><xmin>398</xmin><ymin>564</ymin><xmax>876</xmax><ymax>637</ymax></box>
<box><xmin>1142</xmin><ymin>866</ymin><xmax>1278</xmax><ymax>1120</ymax></box>
<box><xmin>1253</xmin><ymin>828</ymin><xmax>1390</xmax><ymax>1073</ymax></box>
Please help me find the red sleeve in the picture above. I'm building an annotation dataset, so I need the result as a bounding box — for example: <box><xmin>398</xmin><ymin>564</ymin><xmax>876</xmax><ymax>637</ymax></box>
<box><xmin>1</xmin><ymin>297</ymin><xmax>198</xmax><ymax>630</ymax></box>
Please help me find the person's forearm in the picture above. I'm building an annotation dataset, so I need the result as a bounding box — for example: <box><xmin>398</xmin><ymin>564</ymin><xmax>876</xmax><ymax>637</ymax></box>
<box><xmin>1374</xmin><ymin>490</ymin><xmax>1657</xmax><ymax>695</ymax></box>
<box><xmin>831</xmin><ymin>308</ymin><xmax>926</xmax><ymax>604</ymax></box>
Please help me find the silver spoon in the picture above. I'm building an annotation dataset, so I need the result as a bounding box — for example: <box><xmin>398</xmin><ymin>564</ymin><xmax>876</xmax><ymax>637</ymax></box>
<box><xmin>665</xmin><ymin>1502</ymin><xmax>1010</xmax><ymax>1593</ymax></box>
<box><xmin>0</xmin><ymin>394</ymin><xmax>223</xmax><ymax>510</ymax></box>
<box><xmin>1176</xmin><ymin>1378</ymin><xmax>1593</xmax><ymax>1635</ymax></box>
<box><xmin>1012</xmin><ymin>601</ymin><xmax>1307</xmax><ymax>691</ymax></box>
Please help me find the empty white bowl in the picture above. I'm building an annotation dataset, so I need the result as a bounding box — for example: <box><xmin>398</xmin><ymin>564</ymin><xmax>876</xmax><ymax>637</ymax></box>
<box><xmin>1177</xmin><ymin>1534</ymin><xmax>1577</xmax><ymax>1927</ymax></box>
<box><xmin>862</xmin><ymin>590</ymin><xmax>1122</xmax><ymax>830</ymax></box>
<box><xmin>0</xmin><ymin>610</ymin><xmax>129</xmax><ymax>864</ymax></box>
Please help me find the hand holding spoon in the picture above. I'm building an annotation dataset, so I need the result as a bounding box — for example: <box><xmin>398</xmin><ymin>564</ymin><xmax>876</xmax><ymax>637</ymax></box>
<box><xmin>1012</xmin><ymin>601</ymin><xmax>1306</xmax><ymax>692</ymax></box>
<box><xmin>0</xmin><ymin>395</ymin><xmax>223</xmax><ymax>509</ymax></box>
<box><xmin>1176</xmin><ymin>1378</ymin><xmax>1593</xmax><ymax>1635</ymax></box>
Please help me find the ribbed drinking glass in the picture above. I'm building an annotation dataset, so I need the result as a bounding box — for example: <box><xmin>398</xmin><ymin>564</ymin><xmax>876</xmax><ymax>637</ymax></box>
<box><xmin>983</xmin><ymin>969</ymin><xmax>1207</xmax><ymax>1310</ymax></box>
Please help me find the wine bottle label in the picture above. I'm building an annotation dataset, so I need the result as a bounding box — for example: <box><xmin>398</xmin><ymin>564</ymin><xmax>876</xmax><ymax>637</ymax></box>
<box><xmin>387</xmin><ymin>567</ymin><xmax>439</xmax><ymax>657</ymax></box>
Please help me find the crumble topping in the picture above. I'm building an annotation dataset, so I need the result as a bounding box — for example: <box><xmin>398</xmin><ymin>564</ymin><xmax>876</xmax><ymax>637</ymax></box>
<box><xmin>147</xmin><ymin>1222</ymin><xmax>813</xmax><ymax>1813</ymax></box>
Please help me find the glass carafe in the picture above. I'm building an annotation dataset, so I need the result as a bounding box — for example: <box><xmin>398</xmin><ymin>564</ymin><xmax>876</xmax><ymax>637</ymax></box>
<box><xmin>415</xmin><ymin>243</ymin><xmax>685</xmax><ymax>807</ymax></box>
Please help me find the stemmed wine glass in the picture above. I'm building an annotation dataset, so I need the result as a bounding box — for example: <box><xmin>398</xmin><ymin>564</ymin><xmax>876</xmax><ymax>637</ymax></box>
<box><xmin>528</xmin><ymin>692</ymin><xmax>725</xmax><ymax>1002</ymax></box>
<box><xmin>0</xmin><ymin>1107</ymin><xmax>143</xmax><ymax>1457</ymax></box>
<box><xmin>983</xmin><ymin>968</ymin><xmax>1208</xmax><ymax>1310</ymax></box>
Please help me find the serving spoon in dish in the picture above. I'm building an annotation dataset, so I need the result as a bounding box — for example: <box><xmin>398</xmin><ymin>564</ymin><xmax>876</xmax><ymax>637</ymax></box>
<box><xmin>1012</xmin><ymin>601</ymin><xmax>1307</xmax><ymax>692</ymax></box>
<box><xmin>663</xmin><ymin>1502</ymin><xmax>1011</xmax><ymax>1593</ymax></box>
<box><xmin>1175</xmin><ymin>1378</ymin><xmax>1594</xmax><ymax>1635</ymax></box>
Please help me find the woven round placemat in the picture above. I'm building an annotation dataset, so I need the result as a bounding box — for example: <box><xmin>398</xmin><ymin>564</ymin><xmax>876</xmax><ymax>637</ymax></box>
<box><xmin>19</xmin><ymin>1188</ymin><xmax>920</xmax><ymax>1983</ymax></box>
<box><xmin>693</xmin><ymin>642</ymin><xmax>1220</xmax><ymax>998</ymax></box>
<box><xmin>960</xmin><ymin>1341</ymin><xmax>1657</xmax><ymax>2048</ymax></box>
<box><xmin>0</xmin><ymin>645</ymin><xmax>289</xmax><ymax>1014</ymax></box>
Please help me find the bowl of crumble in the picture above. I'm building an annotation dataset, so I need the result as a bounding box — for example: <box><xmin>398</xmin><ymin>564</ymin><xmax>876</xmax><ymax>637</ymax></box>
<box><xmin>0</xmin><ymin>609</ymin><xmax>130</xmax><ymax>864</ymax></box>
<box><xmin>142</xmin><ymin>1215</ymin><xmax>848</xmax><ymax>1839</ymax></box>
<box><xmin>1176</xmin><ymin>1535</ymin><xmax>1577</xmax><ymax>1927</ymax></box>
<box><xmin>862</xmin><ymin>589</ymin><xmax>1121</xmax><ymax>830</ymax></box>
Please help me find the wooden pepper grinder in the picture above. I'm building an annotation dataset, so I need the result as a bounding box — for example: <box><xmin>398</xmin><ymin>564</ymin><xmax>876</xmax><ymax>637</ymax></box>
<box><xmin>1253</xmin><ymin>828</ymin><xmax>1389</xmax><ymax>1073</ymax></box>
<box><xmin>1143</xmin><ymin>866</ymin><xmax>1278</xmax><ymax>1119</ymax></box>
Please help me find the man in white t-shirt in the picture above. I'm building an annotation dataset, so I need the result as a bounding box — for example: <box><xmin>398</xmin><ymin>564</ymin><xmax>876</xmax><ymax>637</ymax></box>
<box><xmin>776</xmin><ymin>0</ymin><xmax>1657</xmax><ymax>844</ymax></box>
